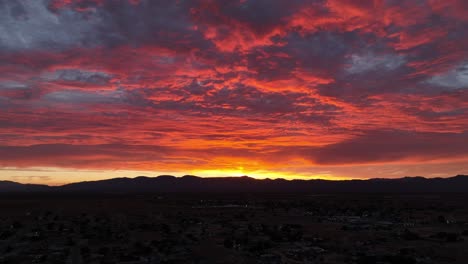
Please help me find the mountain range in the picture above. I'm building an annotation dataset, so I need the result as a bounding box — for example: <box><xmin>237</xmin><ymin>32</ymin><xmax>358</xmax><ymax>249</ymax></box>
<box><xmin>1</xmin><ymin>175</ymin><xmax>468</xmax><ymax>193</ymax></box>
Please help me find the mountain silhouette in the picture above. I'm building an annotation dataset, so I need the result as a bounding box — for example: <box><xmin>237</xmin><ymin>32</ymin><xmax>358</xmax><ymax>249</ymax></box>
<box><xmin>1</xmin><ymin>175</ymin><xmax>468</xmax><ymax>193</ymax></box>
<box><xmin>0</xmin><ymin>180</ymin><xmax>52</xmax><ymax>192</ymax></box>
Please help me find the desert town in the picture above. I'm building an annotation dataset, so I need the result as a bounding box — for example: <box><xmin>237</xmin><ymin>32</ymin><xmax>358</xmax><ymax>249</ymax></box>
<box><xmin>1</xmin><ymin>193</ymin><xmax>467</xmax><ymax>263</ymax></box>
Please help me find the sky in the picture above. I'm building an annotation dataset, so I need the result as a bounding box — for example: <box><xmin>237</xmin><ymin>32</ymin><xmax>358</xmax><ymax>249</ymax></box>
<box><xmin>1</xmin><ymin>0</ymin><xmax>468</xmax><ymax>185</ymax></box>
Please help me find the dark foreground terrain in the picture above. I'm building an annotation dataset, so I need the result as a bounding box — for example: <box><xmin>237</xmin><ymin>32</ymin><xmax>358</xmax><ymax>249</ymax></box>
<box><xmin>1</xmin><ymin>193</ymin><xmax>468</xmax><ymax>264</ymax></box>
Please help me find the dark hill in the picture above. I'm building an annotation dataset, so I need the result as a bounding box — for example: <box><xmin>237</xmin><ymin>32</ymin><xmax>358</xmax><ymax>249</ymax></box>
<box><xmin>0</xmin><ymin>181</ymin><xmax>51</xmax><ymax>192</ymax></box>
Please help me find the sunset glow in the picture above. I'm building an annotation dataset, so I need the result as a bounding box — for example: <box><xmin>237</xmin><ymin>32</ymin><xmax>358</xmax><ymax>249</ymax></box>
<box><xmin>1</xmin><ymin>0</ymin><xmax>468</xmax><ymax>184</ymax></box>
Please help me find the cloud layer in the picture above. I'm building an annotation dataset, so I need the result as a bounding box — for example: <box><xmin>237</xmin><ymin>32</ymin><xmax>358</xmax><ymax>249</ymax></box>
<box><xmin>1</xmin><ymin>0</ymin><xmax>468</xmax><ymax>181</ymax></box>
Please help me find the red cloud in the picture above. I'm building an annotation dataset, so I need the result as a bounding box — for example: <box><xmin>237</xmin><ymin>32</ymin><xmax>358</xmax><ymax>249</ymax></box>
<box><xmin>1</xmin><ymin>0</ymin><xmax>468</xmax><ymax>180</ymax></box>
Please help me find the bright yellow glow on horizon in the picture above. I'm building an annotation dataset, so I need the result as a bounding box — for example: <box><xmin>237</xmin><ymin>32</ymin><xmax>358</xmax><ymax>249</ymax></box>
<box><xmin>190</xmin><ymin>169</ymin><xmax>346</xmax><ymax>180</ymax></box>
<box><xmin>0</xmin><ymin>167</ymin><xmax>182</xmax><ymax>186</ymax></box>
<box><xmin>2</xmin><ymin>161</ymin><xmax>466</xmax><ymax>186</ymax></box>
<box><xmin>1</xmin><ymin>166</ymin><xmax>348</xmax><ymax>186</ymax></box>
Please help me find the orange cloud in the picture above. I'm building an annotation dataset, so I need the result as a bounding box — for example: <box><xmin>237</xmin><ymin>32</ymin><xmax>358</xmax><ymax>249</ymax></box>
<box><xmin>1</xmin><ymin>0</ymin><xmax>467</xmax><ymax>183</ymax></box>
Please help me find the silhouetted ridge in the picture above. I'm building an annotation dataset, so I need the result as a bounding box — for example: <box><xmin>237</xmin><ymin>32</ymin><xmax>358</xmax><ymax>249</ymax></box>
<box><xmin>1</xmin><ymin>175</ymin><xmax>467</xmax><ymax>193</ymax></box>
<box><xmin>0</xmin><ymin>181</ymin><xmax>51</xmax><ymax>192</ymax></box>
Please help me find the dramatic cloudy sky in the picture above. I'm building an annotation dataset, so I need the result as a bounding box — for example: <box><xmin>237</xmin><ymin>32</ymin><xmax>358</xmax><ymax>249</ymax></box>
<box><xmin>1</xmin><ymin>0</ymin><xmax>467</xmax><ymax>184</ymax></box>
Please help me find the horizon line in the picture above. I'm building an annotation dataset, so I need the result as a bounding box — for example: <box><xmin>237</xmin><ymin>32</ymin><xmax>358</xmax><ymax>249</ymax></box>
<box><xmin>3</xmin><ymin>174</ymin><xmax>467</xmax><ymax>188</ymax></box>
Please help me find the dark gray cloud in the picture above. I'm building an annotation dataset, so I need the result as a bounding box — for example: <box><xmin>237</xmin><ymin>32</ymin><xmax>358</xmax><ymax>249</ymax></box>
<box><xmin>0</xmin><ymin>0</ymin><xmax>108</xmax><ymax>51</ymax></box>
<box><xmin>45</xmin><ymin>69</ymin><xmax>112</xmax><ymax>85</ymax></box>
